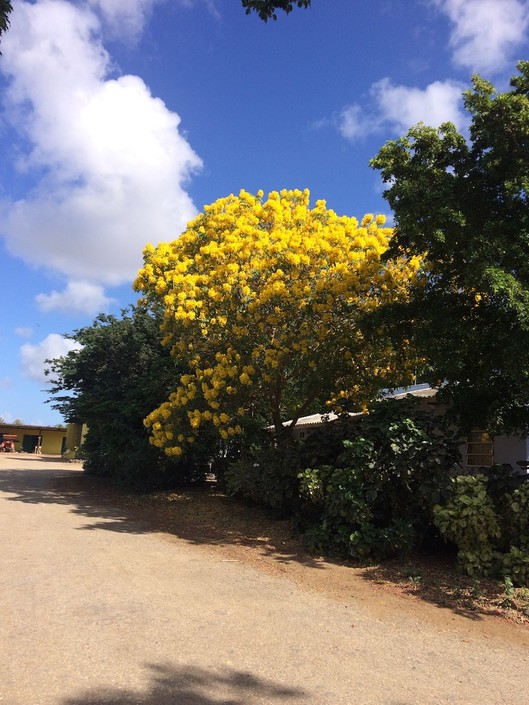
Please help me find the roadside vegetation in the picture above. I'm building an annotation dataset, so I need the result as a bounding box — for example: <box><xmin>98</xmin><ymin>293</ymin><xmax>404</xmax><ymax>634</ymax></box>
<box><xmin>48</xmin><ymin>63</ymin><xmax>529</xmax><ymax>599</ymax></box>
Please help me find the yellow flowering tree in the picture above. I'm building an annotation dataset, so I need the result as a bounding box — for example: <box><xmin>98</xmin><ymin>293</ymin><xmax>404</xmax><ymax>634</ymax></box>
<box><xmin>134</xmin><ymin>189</ymin><xmax>422</xmax><ymax>457</ymax></box>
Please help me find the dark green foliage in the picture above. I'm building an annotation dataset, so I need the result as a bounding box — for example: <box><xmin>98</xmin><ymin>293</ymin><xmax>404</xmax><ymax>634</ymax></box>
<box><xmin>223</xmin><ymin>414</ymin><xmax>365</xmax><ymax>515</ymax></box>
<box><xmin>0</xmin><ymin>1</ymin><xmax>12</xmax><ymax>42</ymax></box>
<box><xmin>225</xmin><ymin>435</ymin><xmax>302</xmax><ymax>513</ymax></box>
<box><xmin>46</xmin><ymin>307</ymin><xmax>211</xmax><ymax>489</ymax></box>
<box><xmin>371</xmin><ymin>61</ymin><xmax>529</xmax><ymax>434</ymax></box>
<box><xmin>298</xmin><ymin>397</ymin><xmax>460</xmax><ymax>560</ymax></box>
<box><xmin>241</xmin><ymin>0</ymin><xmax>311</xmax><ymax>21</ymax></box>
<box><xmin>433</xmin><ymin>476</ymin><xmax>500</xmax><ymax>577</ymax></box>
<box><xmin>506</xmin><ymin>484</ymin><xmax>529</xmax><ymax>546</ymax></box>
<box><xmin>434</xmin><ymin>474</ymin><xmax>529</xmax><ymax>585</ymax></box>
<box><xmin>502</xmin><ymin>547</ymin><xmax>529</xmax><ymax>588</ymax></box>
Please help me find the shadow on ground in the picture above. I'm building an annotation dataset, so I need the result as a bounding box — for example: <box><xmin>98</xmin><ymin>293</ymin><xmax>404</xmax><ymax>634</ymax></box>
<box><xmin>0</xmin><ymin>461</ymin><xmax>323</xmax><ymax>568</ymax></box>
<box><xmin>359</xmin><ymin>559</ymin><xmax>514</xmax><ymax>623</ymax></box>
<box><xmin>0</xmin><ymin>459</ymin><xmax>516</xmax><ymax>623</ymax></box>
<box><xmin>61</xmin><ymin>663</ymin><xmax>306</xmax><ymax>705</ymax></box>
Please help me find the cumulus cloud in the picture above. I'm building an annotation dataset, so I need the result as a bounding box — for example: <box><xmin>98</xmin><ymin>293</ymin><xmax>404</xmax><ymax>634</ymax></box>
<box><xmin>338</xmin><ymin>78</ymin><xmax>466</xmax><ymax>141</ymax></box>
<box><xmin>87</xmin><ymin>0</ymin><xmax>221</xmax><ymax>39</ymax></box>
<box><xmin>371</xmin><ymin>78</ymin><xmax>466</xmax><ymax>132</ymax></box>
<box><xmin>0</xmin><ymin>0</ymin><xmax>201</xmax><ymax>292</ymax></box>
<box><xmin>435</xmin><ymin>0</ymin><xmax>529</xmax><ymax>74</ymax></box>
<box><xmin>87</xmin><ymin>0</ymin><xmax>162</xmax><ymax>39</ymax></box>
<box><xmin>20</xmin><ymin>333</ymin><xmax>82</xmax><ymax>383</ymax></box>
<box><xmin>36</xmin><ymin>280</ymin><xmax>115</xmax><ymax>315</ymax></box>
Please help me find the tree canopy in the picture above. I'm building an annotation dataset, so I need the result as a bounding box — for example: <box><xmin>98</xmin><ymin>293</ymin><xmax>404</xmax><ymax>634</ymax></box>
<box><xmin>0</xmin><ymin>0</ymin><xmax>12</xmax><ymax>43</ymax></box>
<box><xmin>241</xmin><ymin>1</ymin><xmax>311</xmax><ymax>21</ymax></box>
<box><xmin>134</xmin><ymin>188</ymin><xmax>421</xmax><ymax>457</ymax></box>
<box><xmin>46</xmin><ymin>307</ymin><xmax>211</xmax><ymax>488</ymax></box>
<box><xmin>371</xmin><ymin>61</ymin><xmax>529</xmax><ymax>433</ymax></box>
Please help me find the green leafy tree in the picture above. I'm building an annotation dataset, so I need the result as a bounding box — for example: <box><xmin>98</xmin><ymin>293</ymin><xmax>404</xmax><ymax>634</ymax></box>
<box><xmin>371</xmin><ymin>61</ymin><xmax>529</xmax><ymax>433</ymax></box>
<box><xmin>242</xmin><ymin>1</ymin><xmax>311</xmax><ymax>21</ymax></box>
<box><xmin>46</xmin><ymin>307</ymin><xmax>212</xmax><ymax>488</ymax></box>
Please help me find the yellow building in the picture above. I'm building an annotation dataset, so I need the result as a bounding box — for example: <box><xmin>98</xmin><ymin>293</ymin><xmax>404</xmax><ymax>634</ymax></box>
<box><xmin>0</xmin><ymin>423</ymin><xmax>68</xmax><ymax>455</ymax></box>
<box><xmin>63</xmin><ymin>423</ymin><xmax>87</xmax><ymax>459</ymax></box>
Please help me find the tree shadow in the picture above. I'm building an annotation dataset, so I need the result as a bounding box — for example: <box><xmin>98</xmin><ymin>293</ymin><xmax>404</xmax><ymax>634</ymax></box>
<box><xmin>0</xmin><ymin>464</ymin><xmax>324</xmax><ymax>568</ymax></box>
<box><xmin>0</xmin><ymin>466</ymin><xmax>153</xmax><ymax>532</ymax></box>
<box><xmin>358</xmin><ymin>558</ymin><xmax>512</xmax><ymax>623</ymax></box>
<box><xmin>61</xmin><ymin>663</ymin><xmax>306</xmax><ymax>705</ymax></box>
<box><xmin>1</xmin><ymin>462</ymin><xmax>516</xmax><ymax>624</ymax></box>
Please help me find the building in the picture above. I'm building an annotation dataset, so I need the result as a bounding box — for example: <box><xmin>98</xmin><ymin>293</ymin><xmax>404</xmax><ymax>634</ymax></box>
<box><xmin>283</xmin><ymin>386</ymin><xmax>529</xmax><ymax>474</ymax></box>
<box><xmin>0</xmin><ymin>422</ymin><xmax>68</xmax><ymax>455</ymax></box>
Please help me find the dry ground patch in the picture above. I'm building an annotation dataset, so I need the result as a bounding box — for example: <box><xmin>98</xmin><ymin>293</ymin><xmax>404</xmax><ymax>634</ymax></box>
<box><xmin>49</xmin><ymin>468</ymin><xmax>529</xmax><ymax>644</ymax></box>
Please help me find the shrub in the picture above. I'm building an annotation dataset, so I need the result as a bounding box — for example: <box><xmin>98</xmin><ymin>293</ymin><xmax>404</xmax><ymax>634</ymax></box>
<box><xmin>434</xmin><ymin>474</ymin><xmax>529</xmax><ymax>585</ymax></box>
<box><xmin>433</xmin><ymin>475</ymin><xmax>501</xmax><ymax>576</ymax></box>
<box><xmin>505</xmin><ymin>483</ymin><xmax>529</xmax><ymax>548</ymax></box>
<box><xmin>82</xmin><ymin>421</ymin><xmax>212</xmax><ymax>490</ymax></box>
<box><xmin>501</xmin><ymin>547</ymin><xmax>529</xmax><ymax>587</ymax></box>
<box><xmin>298</xmin><ymin>396</ymin><xmax>460</xmax><ymax>561</ymax></box>
<box><xmin>225</xmin><ymin>438</ymin><xmax>302</xmax><ymax>513</ymax></box>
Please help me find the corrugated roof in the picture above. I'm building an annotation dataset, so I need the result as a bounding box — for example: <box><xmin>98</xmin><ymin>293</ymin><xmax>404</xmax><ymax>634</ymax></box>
<box><xmin>279</xmin><ymin>386</ymin><xmax>438</xmax><ymax>430</ymax></box>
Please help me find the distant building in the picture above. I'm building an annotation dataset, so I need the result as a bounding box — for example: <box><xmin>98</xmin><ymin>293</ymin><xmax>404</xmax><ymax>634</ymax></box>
<box><xmin>0</xmin><ymin>422</ymin><xmax>68</xmax><ymax>455</ymax></box>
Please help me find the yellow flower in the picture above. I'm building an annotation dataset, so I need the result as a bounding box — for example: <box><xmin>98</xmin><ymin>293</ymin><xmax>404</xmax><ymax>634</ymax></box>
<box><xmin>136</xmin><ymin>188</ymin><xmax>420</xmax><ymax>452</ymax></box>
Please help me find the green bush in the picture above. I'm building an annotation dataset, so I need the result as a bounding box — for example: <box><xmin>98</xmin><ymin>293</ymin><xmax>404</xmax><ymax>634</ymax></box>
<box><xmin>433</xmin><ymin>475</ymin><xmax>501</xmax><ymax>576</ymax></box>
<box><xmin>82</xmin><ymin>421</ymin><xmax>211</xmax><ymax>490</ymax></box>
<box><xmin>434</xmin><ymin>474</ymin><xmax>529</xmax><ymax>585</ymax></box>
<box><xmin>505</xmin><ymin>483</ymin><xmax>529</xmax><ymax>548</ymax></box>
<box><xmin>298</xmin><ymin>396</ymin><xmax>460</xmax><ymax>561</ymax></box>
<box><xmin>225</xmin><ymin>438</ymin><xmax>302</xmax><ymax>513</ymax></box>
<box><xmin>501</xmin><ymin>547</ymin><xmax>529</xmax><ymax>587</ymax></box>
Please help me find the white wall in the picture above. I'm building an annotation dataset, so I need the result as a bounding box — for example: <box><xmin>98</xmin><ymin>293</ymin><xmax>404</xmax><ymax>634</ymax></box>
<box><xmin>494</xmin><ymin>435</ymin><xmax>529</xmax><ymax>473</ymax></box>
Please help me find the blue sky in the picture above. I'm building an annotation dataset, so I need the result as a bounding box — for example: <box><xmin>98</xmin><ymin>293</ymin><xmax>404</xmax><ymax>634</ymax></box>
<box><xmin>0</xmin><ymin>0</ymin><xmax>528</xmax><ymax>426</ymax></box>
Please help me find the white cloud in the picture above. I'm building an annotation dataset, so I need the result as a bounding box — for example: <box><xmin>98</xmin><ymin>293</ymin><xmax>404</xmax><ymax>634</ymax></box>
<box><xmin>86</xmin><ymin>0</ymin><xmax>221</xmax><ymax>39</ymax></box>
<box><xmin>0</xmin><ymin>377</ymin><xmax>13</xmax><ymax>389</ymax></box>
<box><xmin>20</xmin><ymin>333</ymin><xmax>82</xmax><ymax>383</ymax></box>
<box><xmin>336</xmin><ymin>104</ymin><xmax>372</xmax><ymax>141</ymax></box>
<box><xmin>435</xmin><ymin>0</ymin><xmax>529</xmax><ymax>74</ymax></box>
<box><xmin>15</xmin><ymin>327</ymin><xmax>33</xmax><ymax>338</ymax></box>
<box><xmin>87</xmin><ymin>0</ymin><xmax>162</xmax><ymax>39</ymax></box>
<box><xmin>338</xmin><ymin>78</ymin><xmax>466</xmax><ymax>141</ymax></box>
<box><xmin>0</xmin><ymin>0</ymin><xmax>201</xmax><ymax>291</ymax></box>
<box><xmin>371</xmin><ymin>78</ymin><xmax>466</xmax><ymax>132</ymax></box>
<box><xmin>36</xmin><ymin>280</ymin><xmax>115</xmax><ymax>315</ymax></box>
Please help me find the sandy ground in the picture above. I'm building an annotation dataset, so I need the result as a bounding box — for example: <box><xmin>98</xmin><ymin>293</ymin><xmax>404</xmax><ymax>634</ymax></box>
<box><xmin>1</xmin><ymin>453</ymin><xmax>528</xmax><ymax>705</ymax></box>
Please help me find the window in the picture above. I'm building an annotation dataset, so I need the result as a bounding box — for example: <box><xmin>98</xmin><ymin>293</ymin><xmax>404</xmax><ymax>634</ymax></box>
<box><xmin>466</xmin><ymin>430</ymin><xmax>493</xmax><ymax>467</ymax></box>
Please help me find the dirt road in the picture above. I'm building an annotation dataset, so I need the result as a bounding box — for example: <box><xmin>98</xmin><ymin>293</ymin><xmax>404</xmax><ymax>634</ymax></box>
<box><xmin>1</xmin><ymin>454</ymin><xmax>528</xmax><ymax>705</ymax></box>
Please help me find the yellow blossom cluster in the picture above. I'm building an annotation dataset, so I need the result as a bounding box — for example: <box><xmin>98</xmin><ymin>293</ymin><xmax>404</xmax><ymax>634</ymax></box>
<box><xmin>135</xmin><ymin>189</ymin><xmax>422</xmax><ymax>455</ymax></box>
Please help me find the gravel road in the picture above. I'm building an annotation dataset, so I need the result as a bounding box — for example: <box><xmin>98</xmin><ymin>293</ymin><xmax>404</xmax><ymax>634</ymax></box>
<box><xmin>1</xmin><ymin>454</ymin><xmax>528</xmax><ymax>705</ymax></box>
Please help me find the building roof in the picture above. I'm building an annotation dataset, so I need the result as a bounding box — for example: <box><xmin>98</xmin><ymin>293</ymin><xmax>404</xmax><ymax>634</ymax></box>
<box><xmin>383</xmin><ymin>385</ymin><xmax>437</xmax><ymax>401</ymax></box>
<box><xmin>281</xmin><ymin>386</ymin><xmax>438</xmax><ymax>430</ymax></box>
<box><xmin>0</xmin><ymin>423</ymin><xmax>67</xmax><ymax>432</ymax></box>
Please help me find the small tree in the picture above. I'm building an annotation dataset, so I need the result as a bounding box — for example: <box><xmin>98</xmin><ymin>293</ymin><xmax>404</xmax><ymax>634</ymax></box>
<box><xmin>134</xmin><ymin>189</ymin><xmax>422</xmax><ymax>457</ymax></box>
